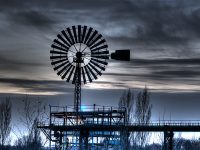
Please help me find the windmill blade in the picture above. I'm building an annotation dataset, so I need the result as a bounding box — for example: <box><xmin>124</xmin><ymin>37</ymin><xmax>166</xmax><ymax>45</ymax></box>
<box><xmin>84</xmin><ymin>66</ymin><xmax>92</xmax><ymax>82</ymax></box>
<box><xmin>50</xmin><ymin>50</ymin><xmax>67</xmax><ymax>55</ymax></box>
<box><xmin>86</xmin><ymin>65</ymin><xmax>97</xmax><ymax>79</ymax></box>
<box><xmin>90</xmin><ymin>60</ymin><xmax>105</xmax><ymax>71</ymax></box>
<box><xmin>51</xmin><ymin>58</ymin><xmax>67</xmax><ymax>65</ymax></box>
<box><xmin>78</xmin><ymin>25</ymin><xmax>82</xmax><ymax>43</ymax></box>
<box><xmin>66</xmin><ymin>28</ymin><xmax>75</xmax><ymax>44</ymax></box>
<box><xmin>81</xmin><ymin>67</ymin><xmax>87</xmax><ymax>84</ymax></box>
<box><xmin>67</xmin><ymin>66</ymin><xmax>75</xmax><ymax>82</ymax></box>
<box><xmin>88</xmin><ymin>63</ymin><xmax>102</xmax><ymax>76</ymax></box>
<box><xmin>57</xmin><ymin>34</ymin><xmax>71</xmax><ymax>47</ymax></box>
<box><xmin>81</xmin><ymin>26</ymin><xmax>87</xmax><ymax>43</ymax></box>
<box><xmin>86</xmin><ymin>30</ymin><xmax>98</xmax><ymax>45</ymax></box>
<box><xmin>51</xmin><ymin>44</ymin><xmax>68</xmax><ymax>52</ymax></box>
<box><xmin>54</xmin><ymin>39</ymin><xmax>69</xmax><ymax>49</ymax></box>
<box><xmin>91</xmin><ymin>50</ymin><xmax>109</xmax><ymax>55</ymax></box>
<box><xmin>54</xmin><ymin>61</ymin><xmax>69</xmax><ymax>71</ymax></box>
<box><xmin>90</xmin><ymin>39</ymin><xmax>106</xmax><ymax>49</ymax></box>
<box><xmin>50</xmin><ymin>55</ymin><xmax>67</xmax><ymax>60</ymax></box>
<box><xmin>61</xmin><ymin>65</ymin><xmax>73</xmax><ymax>79</ymax></box>
<box><xmin>72</xmin><ymin>26</ymin><xmax>78</xmax><ymax>43</ymax></box>
<box><xmin>57</xmin><ymin>63</ymin><xmax>71</xmax><ymax>76</ymax></box>
<box><xmin>61</xmin><ymin>30</ymin><xmax>73</xmax><ymax>45</ymax></box>
<box><xmin>91</xmin><ymin>45</ymin><xmax>108</xmax><ymax>52</ymax></box>
<box><xmin>84</xmin><ymin>27</ymin><xmax>92</xmax><ymax>44</ymax></box>
<box><xmin>88</xmin><ymin>34</ymin><xmax>102</xmax><ymax>47</ymax></box>
<box><xmin>91</xmin><ymin>58</ymin><xmax>108</xmax><ymax>65</ymax></box>
<box><xmin>92</xmin><ymin>55</ymin><xmax>109</xmax><ymax>59</ymax></box>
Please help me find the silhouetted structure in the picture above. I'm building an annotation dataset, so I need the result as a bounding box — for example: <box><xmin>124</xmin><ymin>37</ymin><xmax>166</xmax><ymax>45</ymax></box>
<box><xmin>39</xmin><ymin>105</ymin><xmax>128</xmax><ymax>149</ymax></box>
<box><xmin>50</xmin><ymin>25</ymin><xmax>110</xmax><ymax>113</ymax></box>
<box><xmin>39</xmin><ymin>111</ymin><xmax>200</xmax><ymax>150</ymax></box>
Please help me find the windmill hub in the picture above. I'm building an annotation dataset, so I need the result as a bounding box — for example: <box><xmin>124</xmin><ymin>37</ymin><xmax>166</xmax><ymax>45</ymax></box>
<box><xmin>67</xmin><ymin>43</ymin><xmax>91</xmax><ymax>66</ymax></box>
<box><xmin>76</xmin><ymin>52</ymin><xmax>82</xmax><ymax>58</ymax></box>
<box><xmin>74</xmin><ymin>52</ymin><xmax>84</xmax><ymax>63</ymax></box>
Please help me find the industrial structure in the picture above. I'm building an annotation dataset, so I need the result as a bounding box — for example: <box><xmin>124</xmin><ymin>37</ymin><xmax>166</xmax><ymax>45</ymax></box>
<box><xmin>38</xmin><ymin>25</ymin><xmax>200</xmax><ymax>150</ymax></box>
<box><xmin>39</xmin><ymin>105</ymin><xmax>128</xmax><ymax>149</ymax></box>
<box><xmin>38</xmin><ymin>25</ymin><xmax>130</xmax><ymax>149</ymax></box>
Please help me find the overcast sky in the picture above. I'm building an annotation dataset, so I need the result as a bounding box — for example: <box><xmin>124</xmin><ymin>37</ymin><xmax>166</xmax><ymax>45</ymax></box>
<box><xmin>1</xmin><ymin>0</ymin><xmax>200</xmax><ymax>122</ymax></box>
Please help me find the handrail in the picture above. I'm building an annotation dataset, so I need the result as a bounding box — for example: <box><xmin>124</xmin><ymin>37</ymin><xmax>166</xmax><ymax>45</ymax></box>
<box><xmin>38</xmin><ymin>121</ymin><xmax>200</xmax><ymax>127</ymax></box>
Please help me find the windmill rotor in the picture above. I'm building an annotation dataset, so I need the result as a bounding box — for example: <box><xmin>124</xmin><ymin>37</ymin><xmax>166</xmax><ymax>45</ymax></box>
<box><xmin>50</xmin><ymin>25</ymin><xmax>130</xmax><ymax>113</ymax></box>
<box><xmin>50</xmin><ymin>25</ymin><xmax>109</xmax><ymax>84</ymax></box>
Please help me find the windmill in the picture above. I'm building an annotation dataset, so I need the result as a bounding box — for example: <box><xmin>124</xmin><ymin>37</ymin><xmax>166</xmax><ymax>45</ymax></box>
<box><xmin>50</xmin><ymin>25</ymin><xmax>130</xmax><ymax>113</ymax></box>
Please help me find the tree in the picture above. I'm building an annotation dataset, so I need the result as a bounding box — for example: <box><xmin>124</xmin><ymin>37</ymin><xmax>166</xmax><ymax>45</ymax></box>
<box><xmin>14</xmin><ymin>95</ymin><xmax>45</xmax><ymax>150</ymax></box>
<box><xmin>135</xmin><ymin>86</ymin><xmax>152</xmax><ymax>147</ymax></box>
<box><xmin>0</xmin><ymin>98</ymin><xmax>12</xmax><ymax>150</ymax></box>
<box><xmin>118</xmin><ymin>89</ymin><xmax>134</xmax><ymax>149</ymax></box>
<box><xmin>118</xmin><ymin>87</ymin><xmax>152</xmax><ymax>149</ymax></box>
<box><xmin>118</xmin><ymin>88</ymin><xmax>134</xmax><ymax>123</ymax></box>
<box><xmin>14</xmin><ymin>119</ymin><xmax>42</xmax><ymax>150</ymax></box>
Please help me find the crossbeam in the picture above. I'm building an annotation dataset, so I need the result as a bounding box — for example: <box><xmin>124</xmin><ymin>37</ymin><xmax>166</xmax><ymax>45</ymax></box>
<box><xmin>38</xmin><ymin>123</ymin><xmax>200</xmax><ymax>132</ymax></box>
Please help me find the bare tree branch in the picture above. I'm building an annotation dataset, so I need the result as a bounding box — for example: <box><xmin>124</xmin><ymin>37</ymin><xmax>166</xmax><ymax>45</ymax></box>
<box><xmin>0</xmin><ymin>97</ymin><xmax>12</xmax><ymax>149</ymax></box>
<box><xmin>135</xmin><ymin>86</ymin><xmax>152</xmax><ymax>147</ymax></box>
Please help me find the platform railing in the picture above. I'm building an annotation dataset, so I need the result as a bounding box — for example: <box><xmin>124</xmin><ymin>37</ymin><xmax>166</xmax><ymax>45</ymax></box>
<box><xmin>38</xmin><ymin>120</ymin><xmax>200</xmax><ymax>127</ymax></box>
<box><xmin>50</xmin><ymin>105</ymin><xmax>126</xmax><ymax>113</ymax></box>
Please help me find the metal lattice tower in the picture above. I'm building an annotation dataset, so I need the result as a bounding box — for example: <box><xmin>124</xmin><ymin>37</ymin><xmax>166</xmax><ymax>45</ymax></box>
<box><xmin>50</xmin><ymin>25</ymin><xmax>113</xmax><ymax>113</ymax></box>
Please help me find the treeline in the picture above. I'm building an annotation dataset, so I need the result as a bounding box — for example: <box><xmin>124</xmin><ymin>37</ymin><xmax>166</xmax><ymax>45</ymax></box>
<box><xmin>132</xmin><ymin>138</ymin><xmax>200</xmax><ymax>150</ymax></box>
<box><xmin>1</xmin><ymin>138</ymin><xmax>200</xmax><ymax>150</ymax></box>
<box><xmin>0</xmin><ymin>95</ymin><xmax>45</xmax><ymax>150</ymax></box>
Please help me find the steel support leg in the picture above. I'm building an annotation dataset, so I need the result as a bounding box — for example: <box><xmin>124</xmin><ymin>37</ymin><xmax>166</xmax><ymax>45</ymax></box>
<box><xmin>120</xmin><ymin>130</ymin><xmax>129</xmax><ymax>150</ymax></box>
<box><xmin>79</xmin><ymin>130</ymin><xmax>89</xmax><ymax>150</ymax></box>
<box><xmin>164</xmin><ymin>130</ymin><xmax>174</xmax><ymax>150</ymax></box>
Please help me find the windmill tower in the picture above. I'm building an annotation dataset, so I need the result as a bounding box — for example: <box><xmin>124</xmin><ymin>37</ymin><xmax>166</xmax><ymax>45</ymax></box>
<box><xmin>39</xmin><ymin>25</ymin><xmax>130</xmax><ymax>150</ymax></box>
<box><xmin>50</xmin><ymin>25</ymin><xmax>130</xmax><ymax>113</ymax></box>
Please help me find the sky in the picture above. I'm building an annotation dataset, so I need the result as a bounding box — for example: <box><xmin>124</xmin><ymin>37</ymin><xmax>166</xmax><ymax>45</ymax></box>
<box><xmin>1</xmin><ymin>0</ymin><xmax>200</xmax><ymax>126</ymax></box>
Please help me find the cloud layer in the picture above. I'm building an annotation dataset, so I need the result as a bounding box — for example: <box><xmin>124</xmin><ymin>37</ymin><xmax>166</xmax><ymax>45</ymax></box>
<box><xmin>0</xmin><ymin>0</ymin><xmax>200</xmax><ymax>94</ymax></box>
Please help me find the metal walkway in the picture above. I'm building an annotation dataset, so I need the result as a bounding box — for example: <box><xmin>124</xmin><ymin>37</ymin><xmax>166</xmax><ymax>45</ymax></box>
<box><xmin>39</xmin><ymin>122</ymin><xmax>200</xmax><ymax>150</ymax></box>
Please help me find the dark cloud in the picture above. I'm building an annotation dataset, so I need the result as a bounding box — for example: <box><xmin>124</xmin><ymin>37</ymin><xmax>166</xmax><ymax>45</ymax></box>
<box><xmin>0</xmin><ymin>0</ymin><xmax>121</xmax><ymax>10</ymax></box>
<box><xmin>0</xmin><ymin>55</ymin><xmax>46</xmax><ymax>73</ymax></box>
<box><xmin>132</xmin><ymin>58</ymin><xmax>200</xmax><ymax>65</ymax></box>
<box><xmin>7</xmin><ymin>10</ymin><xmax>55</xmax><ymax>29</ymax></box>
<box><xmin>105</xmin><ymin>58</ymin><xmax>200</xmax><ymax>89</ymax></box>
<box><xmin>101</xmin><ymin>0</ymin><xmax>200</xmax><ymax>59</ymax></box>
<box><xmin>0</xmin><ymin>78</ymin><xmax>74</xmax><ymax>94</ymax></box>
<box><xmin>1</xmin><ymin>0</ymin><xmax>200</xmax><ymax>55</ymax></box>
<box><xmin>153</xmin><ymin>70</ymin><xmax>200</xmax><ymax>78</ymax></box>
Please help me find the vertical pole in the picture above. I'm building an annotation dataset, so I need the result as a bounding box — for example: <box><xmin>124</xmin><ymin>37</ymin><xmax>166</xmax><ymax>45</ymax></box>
<box><xmin>79</xmin><ymin>130</ymin><xmax>89</xmax><ymax>150</ymax></box>
<box><xmin>74</xmin><ymin>62</ymin><xmax>81</xmax><ymax>114</ymax></box>
<box><xmin>79</xmin><ymin>131</ymin><xmax>83</xmax><ymax>150</ymax></box>
<box><xmin>50</xmin><ymin>105</ymin><xmax>52</xmax><ymax>150</ymax></box>
<box><xmin>164</xmin><ymin>131</ymin><xmax>167</xmax><ymax>150</ymax></box>
<box><xmin>92</xmin><ymin>131</ymin><xmax>94</xmax><ymax>150</ymax></box>
<box><xmin>74</xmin><ymin>61</ymin><xmax>82</xmax><ymax>149</ymax></box>
<box><xmin>169</xmin><ymin>131</ymin><xmax>174</xmax><ymax>150</ymax></box>
<box><xmin>164</xmin><ymin>130</ymin><xmax>174</xmax><ymax>150</ymax></box>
